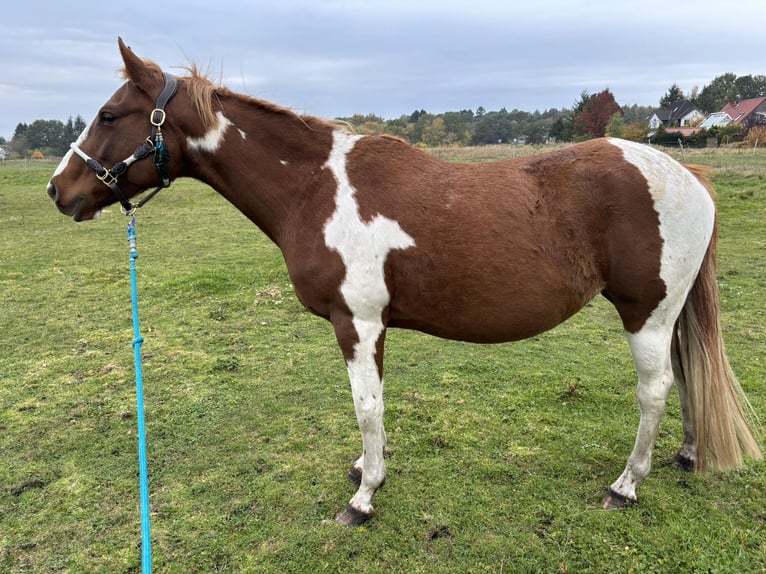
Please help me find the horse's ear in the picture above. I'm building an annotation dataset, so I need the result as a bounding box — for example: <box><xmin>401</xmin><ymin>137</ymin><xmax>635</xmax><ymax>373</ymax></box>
<box><xmin>118</xmin><ymin>37</ymin><xmax>163</xmax><ymax>94</ymax></box>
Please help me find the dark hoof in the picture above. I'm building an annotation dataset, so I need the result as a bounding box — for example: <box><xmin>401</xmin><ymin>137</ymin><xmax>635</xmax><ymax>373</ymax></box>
<box><xmin>335</xmin><ymin>504</ymin><xmax>373</xmax><ymax>527</ymax></box>
<box><xmin>601</xmin><ymin>488</ymin><xmax>636</xmax><ymax>510</ymax></box>
<box><xmin>671</xmin><ymin>453</ymin><xmax>695</xmax><ymax>473</ymax></box>
<box><xmin>347</xmin><ymin>465</ymin><xmax>363</xmax><ymax>485</ymax></box>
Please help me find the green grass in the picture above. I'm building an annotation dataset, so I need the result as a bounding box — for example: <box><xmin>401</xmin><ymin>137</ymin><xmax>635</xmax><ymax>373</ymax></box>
<box><xmin>1</xmin><ymin>151</ymin><xmax>765</xmax><ymax>573</ymax></box>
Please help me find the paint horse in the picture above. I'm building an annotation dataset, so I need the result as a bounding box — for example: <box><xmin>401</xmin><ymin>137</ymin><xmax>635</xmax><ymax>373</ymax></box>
<box><xmin>47</xmin><ymin>38</ymin><xmax>762</xmax><ymax>525</ymax></box>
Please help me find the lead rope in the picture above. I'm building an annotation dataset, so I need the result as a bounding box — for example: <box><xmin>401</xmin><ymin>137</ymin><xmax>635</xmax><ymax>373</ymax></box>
<box><xmin>127</xmin><ymin>214</ymin><xmax>152</xmax><ymax>573</ymax></box>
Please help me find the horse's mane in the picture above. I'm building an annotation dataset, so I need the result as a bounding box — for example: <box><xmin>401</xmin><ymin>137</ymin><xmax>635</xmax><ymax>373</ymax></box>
<box><xmin>122</xmin><ymin>59</ymin><xmax>335</xmax><ymax>132</ymax></box>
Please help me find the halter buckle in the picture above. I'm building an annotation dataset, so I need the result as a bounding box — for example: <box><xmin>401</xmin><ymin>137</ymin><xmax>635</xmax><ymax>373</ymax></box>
<box><xmin>150</xmin><ymin>108</ymin><xmax>166</xmax><ymax>127</ymax></box>
<box><xmin>97</xmin><ymin>168</ymin><xmax>119</xmax><ymax>187</ymax></box>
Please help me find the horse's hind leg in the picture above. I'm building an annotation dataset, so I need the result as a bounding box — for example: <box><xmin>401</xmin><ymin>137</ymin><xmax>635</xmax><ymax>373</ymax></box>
<box><xmin>670</xmin><ymin>340</ymin><xmax>697</xmax><ymax>472</ymax></box>
<box><xmin>602</xmin><ymin>322</ymin><xmax>675</xmax><ymax>508</ymax></box>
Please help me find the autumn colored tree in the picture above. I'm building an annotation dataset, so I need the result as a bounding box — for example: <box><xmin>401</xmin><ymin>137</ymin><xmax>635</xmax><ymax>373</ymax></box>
<box><xmin>573</xmin><ymin>89</ymin><xmax>623</xmax><ymax>139</ymax></box>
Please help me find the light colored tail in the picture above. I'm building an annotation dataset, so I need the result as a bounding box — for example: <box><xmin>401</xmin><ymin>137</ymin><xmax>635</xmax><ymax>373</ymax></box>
<box><xmin>674</xmin><ymin>168</ymin><xmax>762</xmax><ymax>472</ymax></box>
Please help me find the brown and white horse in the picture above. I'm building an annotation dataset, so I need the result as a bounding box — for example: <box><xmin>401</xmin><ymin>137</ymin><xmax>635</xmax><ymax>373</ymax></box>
<box><xmin>47</xmin><ymin>38</ymin><xmax>761</xmax><ymax>525</ymax></box>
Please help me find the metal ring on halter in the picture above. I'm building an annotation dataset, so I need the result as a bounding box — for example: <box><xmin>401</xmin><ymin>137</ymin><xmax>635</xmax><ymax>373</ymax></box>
<box><xmin>121</xmin><ymin>202</ymin><xmax>138</xmax><ymax>217</ymax></box>
<box><xmin>150</xmin><ymin>108</ymin><xmax>166</xmax><ymax>127</ymax></box>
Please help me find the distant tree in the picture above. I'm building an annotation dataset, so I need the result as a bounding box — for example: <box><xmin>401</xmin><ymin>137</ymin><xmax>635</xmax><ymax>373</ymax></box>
<box><xmin>409</xmin><ymin>109</ymin><xmax>427</xmax><ymax>123</ymax></box>
<box><xmin>525</xmin><ymin>120</ymin><xmax>548</xmax><ymax>144</ymax></box>
<box><xmin>694</xmin><ymin>73</ymin><xmax>766</xmax><ymax>113</ymax></box>
<box><xmin>343</xmin><ymin>113</ymin><xmax>386</xmax><ymax>136</ymax></box>
<box><xmin>623</xmin><ymin>122</ymin><xmax>649</xmax><ymax>142</ymax></box>
<box><xmin>695</xmin><ymin>73</ymin><xmax>738</xmax><ymax>113</ymax></box>
<box><xmin>549</xmin><ymin>116</ymin><xmax>569</xmax><ymax>141</ymax></box>
<box><xmin>689</xmin><ymin>85</ymin><xmax>700</xmax><ymax>101</ymax></box>
<box><xmin>735</xmin><ymin>74</ymin><xmax>766</xmax><ymax>99</ymax></box>
<box><xmin>572</xmin><ymin>90</ymin><xmax>591</xmax><ymax>115</ymax></box>
<box><xmin>471</xmin><ymin>108</ymin><xmax>514</xmax><ymax>144</ymax></box>
<box><xmin>621</xmin><ymin>104</ymin><xmax>655</xmax><ymax>125</ymax></box>
<box><xmin>573</xmin><ymin>89</ymin><xmax>622</xmax><ymax>139</ymax></box>
<box><xmin>475</xmin><ymin>106</ymin><xmax>486</xmax><ymax>118</ymax></box>
<box><xmin>549</xmin><ymin>91</ymin><xmax>591</xmax><ymax>142</ymax></box>
<box><xmin>412</xmin><ymin>112</ymin><xmax>436</xmax><ymax>144</ymax></box>
<box><xmin>604</xmin><ymin>112</ymin><xmax>625</xmax><ymax>138</ymax></box>
<box><xmin>62</xmin><ymin>115</ymin><xmax>87</xmax><ymax>146</ymax></box>
<box><xmin>9</xmin><ymin>123</ymin><xmax>30</xmax><ymax>156</ymax></box>
<box><xmin>13</xmin><ymin>122</ymin><xmax>28</xmax><ymax>139</ymax></box>
<box><xmin>660</xmin><ymin>83</ymin><xmax>685</xmax><ymax>107</ymax></box>
<box><xmin>422</xmin><ymin>117</ymin><xmax>448</xmax><ymax>147</ymax></box>
<box><xmin>441</xmin><ymin>111</ymin><xmax>470</xmax><ymax>144</ymax></box>
<box><xmin>25</xmin><ymin>119</ymin><xmax>68</xmax><ymax>155</ymax></box>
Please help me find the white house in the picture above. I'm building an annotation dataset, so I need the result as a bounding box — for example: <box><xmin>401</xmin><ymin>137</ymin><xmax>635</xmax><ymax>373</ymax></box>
<box><xmin>647</xmin><ymin>100</ymin><xmax>705</xmax><ymax>129</ymax></box>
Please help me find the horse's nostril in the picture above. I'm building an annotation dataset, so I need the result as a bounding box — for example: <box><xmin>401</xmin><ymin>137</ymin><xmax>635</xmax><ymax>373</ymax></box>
<box><xmin>47</xmin><ymin>181</ymin><xmax>57</xmax><ymax>200</ymax></box>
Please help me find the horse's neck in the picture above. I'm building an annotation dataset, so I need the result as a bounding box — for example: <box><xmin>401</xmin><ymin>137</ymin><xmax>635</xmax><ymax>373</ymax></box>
<box><xmin>185</xmin><ymin>102</ymin><xmax>334</xmax><ymax>244</ymax></box>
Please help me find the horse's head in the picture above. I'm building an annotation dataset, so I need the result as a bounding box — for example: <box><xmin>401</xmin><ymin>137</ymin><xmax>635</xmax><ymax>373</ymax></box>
<box><xmin>47</xmin><ymin>38</ymin><xmax>184</xmax><ymax>221</ymax></box>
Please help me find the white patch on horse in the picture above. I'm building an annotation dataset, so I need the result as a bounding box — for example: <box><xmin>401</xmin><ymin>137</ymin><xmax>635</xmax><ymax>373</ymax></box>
<box><xmin>606</xmin><ymin>138</ymin><xmax>716</xmax><ymax>501</ymax></box>
<box><xmin>323</xmin><ymin>129</ymin><xmax>415</xmax><ymax>515</ymax></box>
<box><xmin>324</xmin><ymin>130</ymin><xmax>415</xmax><ymax>344</ymax></box>
<box><xmin>51</xmin><ymin>119</ymin><xmax>93</xmax><ymax>178</ymax></box>
<box><xmin>608</xmin><ymin>138</ymin><xmax>715</xmax><ymax>309</ymax></box>
<box><xmin>186</xmin><ymin>111</ymin><xmax>242</xmax><ymax>152</ymax></box>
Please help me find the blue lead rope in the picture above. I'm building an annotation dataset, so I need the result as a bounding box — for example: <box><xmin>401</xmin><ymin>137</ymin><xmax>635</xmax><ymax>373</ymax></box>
<box><xmin>127</xmin><ymin>215</ymin><xmax>152</xmax><ymax>573</ymax></box>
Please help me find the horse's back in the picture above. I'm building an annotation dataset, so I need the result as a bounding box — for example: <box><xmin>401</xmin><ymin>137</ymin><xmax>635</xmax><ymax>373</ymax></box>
<box><xmin>343</xmin><ymin>137</ymin><xmax>714</xmax><ymax>342</ymax></box>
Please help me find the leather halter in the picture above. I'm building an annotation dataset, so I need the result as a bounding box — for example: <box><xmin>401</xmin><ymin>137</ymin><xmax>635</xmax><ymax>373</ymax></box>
<box><xmin>70</xmin><ymin>72</ymin><xmax>178</xmax><ymax>213</ymax></box>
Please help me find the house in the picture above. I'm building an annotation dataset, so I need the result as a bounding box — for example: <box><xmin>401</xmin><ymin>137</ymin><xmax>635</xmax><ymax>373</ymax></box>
<box><xmin>718</xmin><ymin>97</ymin><xmax>766</xmax><ymax>130</ymax></box>
<box><xmin>647</xmin><ymin>100</ymin><xmax>705</xmax><ymax>129</ymax></box>
<box><xmin>0</xmin><ymin>147</ymin><xmax>7</xmax><ymax>160</ymax></box>
<box><xmin>699</xmin><ymin>112</ymin><xmax>733</xmax><ymax>129</ymax></box>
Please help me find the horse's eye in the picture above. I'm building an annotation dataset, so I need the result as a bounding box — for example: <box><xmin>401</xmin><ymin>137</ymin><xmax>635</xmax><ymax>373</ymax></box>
<box><xmin>99</xmin><ymin>112</ymin><xmax>118</xmax><ymax>126</ymax></box>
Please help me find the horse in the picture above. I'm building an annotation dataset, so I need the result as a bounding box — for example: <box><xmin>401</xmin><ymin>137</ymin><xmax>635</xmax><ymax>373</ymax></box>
<box><xmin>47</xmin><ymin>38</ymin><xmax>761</xmax><ymax>526</ymax></box>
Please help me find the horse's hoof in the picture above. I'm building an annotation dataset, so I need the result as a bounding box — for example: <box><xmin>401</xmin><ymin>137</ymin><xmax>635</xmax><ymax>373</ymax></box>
<box><xmin>671</xmin><ymin>453</ymin><xmax>695</xmax><ymax>473</ymax></box>
<box><xmin>335</xmin><ymin>504</ymin><xmax>373</xmax><ymax>527</ymax></box>
<box><xmin>347</xmin><ymin>465</ymin><xmax>363</xmax><ymax>485</ymax></box>
<box><xmin>601</xmin><ymin>488</ymin><xmax>636</xmax><ymax>510</ymax></box>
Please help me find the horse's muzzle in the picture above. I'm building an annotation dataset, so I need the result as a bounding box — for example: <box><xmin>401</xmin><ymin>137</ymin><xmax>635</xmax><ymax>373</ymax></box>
<box><xmin>46</xmin><ymin>180</ymin><xmax>57</xmax><ymax>201</ymax></box>
<box><xmin>47</xmin><ymin>181</ymin><xmax>93</xmax><ymax>221</ymax></box>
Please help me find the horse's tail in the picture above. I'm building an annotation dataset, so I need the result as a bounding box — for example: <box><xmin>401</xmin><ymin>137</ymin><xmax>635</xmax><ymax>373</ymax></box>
<box><xmin>674</xmin><ymin>166</ymin><xmax>762</xmax><ymax>473</ymax></box>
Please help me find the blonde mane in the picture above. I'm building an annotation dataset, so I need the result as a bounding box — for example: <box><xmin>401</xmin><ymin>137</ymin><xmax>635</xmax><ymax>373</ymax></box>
<box><xmin>180</xmin><ymin>64</ymin><xmax>335</xmax><ymax>132</ymax></box>
<box><xmin>122</xmin><ymin>58</ymin><xmax>340</xmax><ymax>133</ymax></box>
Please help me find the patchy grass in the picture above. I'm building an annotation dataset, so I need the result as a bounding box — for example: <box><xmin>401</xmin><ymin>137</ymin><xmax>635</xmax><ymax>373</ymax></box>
<box><xmin>1</xmin><ymin>149</ymin><xmax>764</xmax><ymax>573</ymax></box>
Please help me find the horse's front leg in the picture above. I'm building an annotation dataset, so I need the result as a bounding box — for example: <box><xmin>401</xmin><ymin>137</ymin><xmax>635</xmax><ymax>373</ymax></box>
<box><xmin>332</xmin><ymin>312</ymin><xmax>388</xmax><ymax>526</ymax></box>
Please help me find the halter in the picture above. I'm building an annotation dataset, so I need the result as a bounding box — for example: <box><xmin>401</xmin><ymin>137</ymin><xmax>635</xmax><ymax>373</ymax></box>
<box><xmin>70</xmin><ymin>72</ymin><xmax>179</xmax><ymax>214</ymax></box>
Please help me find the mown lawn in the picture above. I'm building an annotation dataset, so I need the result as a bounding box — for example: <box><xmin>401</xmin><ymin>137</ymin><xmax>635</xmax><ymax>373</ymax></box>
<box><xmin>1</xmin><ymin>148</ymin><xmax>764</xmax><ymax>573</ymax></box>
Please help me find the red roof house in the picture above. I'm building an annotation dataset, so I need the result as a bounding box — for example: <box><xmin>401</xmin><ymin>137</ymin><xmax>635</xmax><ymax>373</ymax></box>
<box><xmin>718</xmin><ymin>97</ymin><xmax>766</xmax><ymax>130</ymax></box>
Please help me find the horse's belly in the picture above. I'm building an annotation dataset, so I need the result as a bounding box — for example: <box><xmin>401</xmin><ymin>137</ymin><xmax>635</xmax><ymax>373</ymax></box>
<box><xmin>388</xmin><ymin>278</ymin><xmax>599</xmax><ymax>344</ymax></box>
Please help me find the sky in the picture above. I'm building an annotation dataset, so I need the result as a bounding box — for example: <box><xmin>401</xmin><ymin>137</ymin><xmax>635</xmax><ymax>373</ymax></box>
<box><xmin>1</xmin><ymin>0</ymin><xmax>764</xmax><ymax>141</ymax></box>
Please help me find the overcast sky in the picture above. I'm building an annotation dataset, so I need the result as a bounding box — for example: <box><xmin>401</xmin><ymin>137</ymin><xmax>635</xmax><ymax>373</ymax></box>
<box><xmin>1</xmin><ymin>0</ymin><xmax>763</xmax><ymax>140</ymax></box>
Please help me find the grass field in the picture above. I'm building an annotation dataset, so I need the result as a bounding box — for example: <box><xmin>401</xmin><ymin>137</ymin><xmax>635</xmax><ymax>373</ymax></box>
<box><xmin>1</xmin><ymin>145</ymin><xmax>765</xmax><ymax>573</ymax></box>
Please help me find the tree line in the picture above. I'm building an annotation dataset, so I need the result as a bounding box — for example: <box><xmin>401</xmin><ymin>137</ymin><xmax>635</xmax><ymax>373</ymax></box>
<box><xmin>2</xmin><ymin>73</ymin><xmax>764</xmax><ymax>158</ymax></box>
<box><xmin>2</xmin><ymin>116</ymin><xmax>88</xmax><ymax>158</ymax></box>
<box><xmin>339</xmin><ymin>73</ymin><xmax>766</xmax><ymax>147</ymax></box>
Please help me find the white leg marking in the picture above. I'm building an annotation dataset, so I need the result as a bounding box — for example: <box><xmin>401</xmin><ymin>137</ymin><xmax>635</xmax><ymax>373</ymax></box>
<box><xmin>186</xmin><ymin>111</ymin><xmax>245</xmax><ymax>152</ymax></box>
<box><xmin>606</xmin><ymin>139</ymin><xmax>717</xmax><ymax>500</ymax></box>
<box><xmin>323</xmin><ymin>130</ymin><xmax>415</xmax><ymax>514</ymax></box>
<box><xmin>611</xmin><ymin>324</ymin><xmax>675</xmax><ymax>501</ymax></box>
